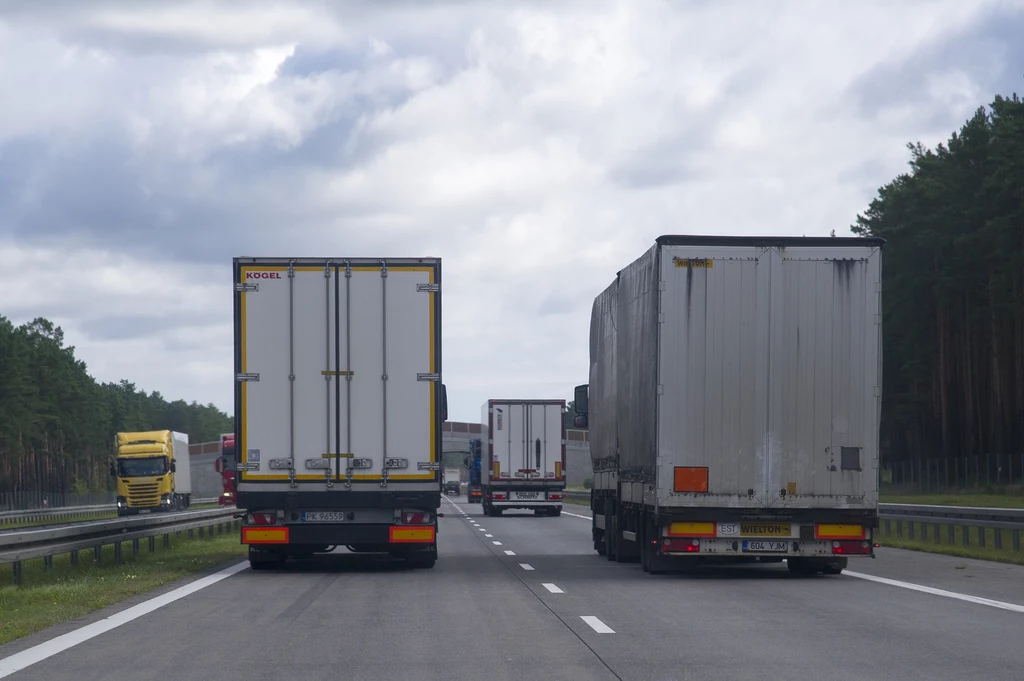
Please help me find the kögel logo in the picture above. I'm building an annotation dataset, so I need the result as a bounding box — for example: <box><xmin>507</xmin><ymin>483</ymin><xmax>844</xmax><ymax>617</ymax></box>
<box><xmin>246</xmin><ymin>272</ymin><xmax>282</xmax><ymax>280</ymax></box>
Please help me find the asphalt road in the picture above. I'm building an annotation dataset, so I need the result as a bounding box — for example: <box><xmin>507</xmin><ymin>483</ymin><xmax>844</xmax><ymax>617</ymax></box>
<box><xmin>2</xmin><ymin>497</ymin><xmax>1022</xmax><ymax>681</ymax></box>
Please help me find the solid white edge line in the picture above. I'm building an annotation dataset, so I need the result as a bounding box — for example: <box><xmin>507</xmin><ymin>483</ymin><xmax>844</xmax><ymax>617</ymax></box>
<box><xmin>0</xmin><ymin>561</ymin><xmax>249</xmax><ymax>678</ymax></box>
<box><xmin>844</xmin><ymin>571</ymin><xmax>1024</xmax><ymax>614</ymax></box>
<box><xmin>542</xmin><ymin>583</ymin><xmax>564</xmax><ymax>594</ymax></box>
<box><xmin>504</xmin><ymin>550</ymin><xmax>516</xmax><ymax>556</ymax></box>
<box><xmin>581</xmin><ymin>616</ymin><xmax>615</xmax><ymax>633</ymax></box>
<box><xmin>563</xmin><ymin>511</ymin><xmax>592</xmax><ymax>520</ymax></box>
<box><xmin>519</xmin><ymin>563</ymin><xmax>534</xmax><ymax>570</ymax></box>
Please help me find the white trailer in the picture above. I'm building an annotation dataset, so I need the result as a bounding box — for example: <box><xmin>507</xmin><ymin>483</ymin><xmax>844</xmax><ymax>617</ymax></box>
<box><xmin>573</xmin><ymin>235</ymin><xmax>883</xmax><ymax>575</ymax></box>
<box><xmin>169</xmin><ymin>431</ymin><xmax>191</xmax><ymax>503</ymax></box>
<box><xmin>481</xmin><ymin>400</ymin><xmax>566</xmax><ymax>517</ymax></box>
<box><xmin>234</xmin><ymin>257</ymin><xmax>447</xmax><ymax>570</ymax></box>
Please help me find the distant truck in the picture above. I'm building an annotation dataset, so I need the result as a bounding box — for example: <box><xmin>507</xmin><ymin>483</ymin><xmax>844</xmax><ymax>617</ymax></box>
<box><xmin>573</xmin><ymin>235</ymin><xmax>883</xmax><ymax>575</ymax></box>
<box><xmin>443</xmin><ymin>467</ymin><xmax>462</xmax><ymax>496</ymax></box>
<box><xmin>112</xmin><ymin>430</ymin><xmax>192</xmax><ymax>515</ymax></box>
<box><xmin>465</xmin><ymin>438</ymin><xmax>483</xmax><ymax>503</ymax></box>
<box><xmin>481</xmin><ymin>400</ymin><xmax>565</xmax><ymax>517</ymax></box>
<box><xmin>215</xmin><ymin>433</ymin><xmax>236</xmax><ymax>506</ymax></box>
<box><xmin>234</xmin><ymin>256</ymin><xmax>447</xmax><ymax>570</ymax></box>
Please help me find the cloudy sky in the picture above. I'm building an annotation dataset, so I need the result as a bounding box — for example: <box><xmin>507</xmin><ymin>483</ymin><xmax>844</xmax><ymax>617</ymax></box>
<box><xmin>1</xmin><ymin>0</ymin><xmax>1022</xmax><ymax>422</ymax></box>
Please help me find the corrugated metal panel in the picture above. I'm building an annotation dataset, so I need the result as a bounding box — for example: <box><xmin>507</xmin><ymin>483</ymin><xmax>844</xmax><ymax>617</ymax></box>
<box><xmin>769</xmin><ymin>247</ymin><xmax>881</xmax><ymax>508</ymax></box>
<box><xmin>654</xmin><ymin>242</ymin><xmax>881</xmax><ymax>510</ymax></box>
<box><xmin>588</xmin><ymin>276</ymin><xmax>620</xmax><ymax>476</ymax></box>
<box><xmin>657</xmin><ymin>244</ymin><xmax>771</xmax><ymax>507</ymax></box>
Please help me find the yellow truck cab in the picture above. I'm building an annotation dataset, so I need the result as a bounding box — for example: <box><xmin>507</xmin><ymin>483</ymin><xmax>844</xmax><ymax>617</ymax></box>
<box><xmin>111</xmin><ymin>430</ymin><xmax>192</xmax><ymax>516</ymax></box>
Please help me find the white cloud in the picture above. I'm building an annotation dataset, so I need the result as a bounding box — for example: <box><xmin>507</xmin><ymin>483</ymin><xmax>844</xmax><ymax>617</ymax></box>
<box><xmin>0</xmin><ymin>0</ymin><xmax>1020</xmax><ymax>420</ymax></box>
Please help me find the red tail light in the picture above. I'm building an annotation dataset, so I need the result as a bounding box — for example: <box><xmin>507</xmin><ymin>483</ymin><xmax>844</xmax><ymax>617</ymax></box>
<box><xmin>549</xmin><ymin>493</ymin><xmax>563</xmax><ymax>500</ymax></box>
<box><xmin>401</xmin><ymin>511</ymin><xmax>433</xmax><ymax>524</ymax></box>
<box><xmin>831</xmin><ymin>540</ymin><xmax>871</xmax><ymax>555</ymax></box>
<box><xmin>493</xmin><ymin>493</ymin><xmax>506</xmax><ymax>501</ymax></box>
<box><xmin>663</xmin><ymin>538</ymin><xmax>701</xmax><ymax>553</ymax></box>
<box><xmin>246</xmin><ymin>512</ymin><xmax>276</xmax><ymax>525</ymax></box>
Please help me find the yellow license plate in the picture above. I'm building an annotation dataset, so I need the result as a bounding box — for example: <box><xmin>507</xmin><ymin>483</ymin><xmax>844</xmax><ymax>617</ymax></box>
<box><xmin>740</xmin><ymin>523</ymin><xmax>792</xmax><ymax>537</ymax></box>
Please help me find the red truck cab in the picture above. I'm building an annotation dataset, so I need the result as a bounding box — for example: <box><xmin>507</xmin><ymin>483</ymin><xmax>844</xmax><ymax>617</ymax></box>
<box><xmin>215</xmin><ymin>433</ymin><xmax>237</xmax><ymax>506</ymax></box>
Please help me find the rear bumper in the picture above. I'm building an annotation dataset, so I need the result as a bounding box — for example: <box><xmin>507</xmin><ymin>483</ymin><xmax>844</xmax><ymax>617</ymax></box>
<box><xmin>242</xmin><ymin>523</ymin><xmax>436</xmax><ymax>545</ymax></box>
<box><xmin>490</xmin><ymin>501</ymin><xmax>563</xmax><ymax>510</ymax></box>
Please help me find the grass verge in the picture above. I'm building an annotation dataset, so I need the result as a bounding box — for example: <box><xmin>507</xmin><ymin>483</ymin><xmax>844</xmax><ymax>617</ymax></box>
<box><xmin>0</xmin><ymin>530</ymin><xmax>245</xmax><ymax>646</ymax></box>
<box><xmin>880</xmin><ymin>493</ymin><xmax>1024</xmax><ymax>509</ymax></box>
<box><xmin>874</xmin><ymin>522</ymin><xmax>1024</xmax><ymax>566</ymax></box>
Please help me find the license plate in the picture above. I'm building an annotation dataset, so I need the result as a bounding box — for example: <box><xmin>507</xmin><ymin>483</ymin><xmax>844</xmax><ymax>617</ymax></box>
<box><xmin>301</xmin><ymin>511</ymin><xmax>347</xmax><ymax>522</ymax></box>
<box><xmin>742</xmin><ymin>540</ymin><xmax>788</xmax><ymax>553</ymax></box>
<box><xmin>514</xmin><ymin>492</ymin><xmax>539</xmax><ymax>500</ymax></box>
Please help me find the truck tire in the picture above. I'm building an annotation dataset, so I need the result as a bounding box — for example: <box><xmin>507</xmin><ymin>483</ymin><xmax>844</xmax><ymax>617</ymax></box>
<box><xmin>820</xmin><ymin>558</ymin><xmax>848</xmax><ymax>575</ymax></box>
<box><xmin>248</xmin><ymin>547</ymin><xmax>283</xmax><ymax>571</ymax></box>
<box><xmin>549</xmin><ymin>508</ymin><xmax>561</xmax><ymax>517</ymax></box>
<box><xmin>786</xmin><ymin>558</ymin><xmax>818</xmax><ymax>575</ymax></box>
<box><xmin>407</xmin><ymin>545</ymin><xmax>437</xmax><ymax>569</ymax></box>
<box><xmin>604</xmin><ymin>500</ymin><xmax>617</xmax><ymax>562</ymax></box>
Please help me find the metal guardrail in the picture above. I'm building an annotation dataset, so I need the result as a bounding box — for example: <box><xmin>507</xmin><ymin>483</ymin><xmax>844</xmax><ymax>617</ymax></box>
<box><xmin>0</xmin><ymin>506</ymin><xmax>240</xmax><ymax>585</ymax></box>
<box><xmin>0</xmin><ymin>498</ymin><xmax>221</xmax><ymax>527</ymax></box>
<box><xmin>562</xmin><ymin>491</ymin><xmax>1024</xmax><ymax>552</ymax></box>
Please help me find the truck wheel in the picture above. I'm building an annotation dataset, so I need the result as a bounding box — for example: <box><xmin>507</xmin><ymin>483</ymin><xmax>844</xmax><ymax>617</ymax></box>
<box><xmin>821</xmin><ymin>558</ymin><xmax>848</xmax><ymax>575</ymax></box>
<box><xmin>407</xmin><ymin>546</ymin><xmax>437</xmax><ymax>569</ymax></box>
<box><xmin>786</xmin><ymin>558</ymin><xmax>818</xmax><ymax>576</ymax></box>
<box><xmin>549</xmin><ymin>508</ymin><xmax>561</xmax><ymax>517</ymax></box>
<box><xmin>248</xmin><ymin>547</ymin><xmax>283</xmax><ymax>571</ymax></box>
<box><xmin>604</xmin><ymin>500</ymin><xmax>617</xmax><ymax>562</ymax></box>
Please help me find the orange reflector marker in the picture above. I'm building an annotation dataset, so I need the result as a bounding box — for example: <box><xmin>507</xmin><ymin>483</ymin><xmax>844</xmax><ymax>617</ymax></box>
<box><xmin>242</xmin><ymin>527</ymin><xmax>289</xmax><ymax>544</ymax></box>
<box><xmin>667</xmin><ymin>522</ymin><xmax>716</xmax><ymax>537</ymax></box>
<box><xmin>555</xmin><ymin>461</ymin><xmax>562</xmax><ymax>479</ymax></box>
<box><xmin>389</xmin><ymin>526</ymin><xmax>436</xmax><ymax>543</ymax></box>
<box><xmin>815</xmin><ymin>524</ymin><xmax>866</xmax><ymax>540</ymax></box>
<box><xmin>673</xmin><ymin>467</ymin><xmax>709</xmax><ymax>493</ymax></box>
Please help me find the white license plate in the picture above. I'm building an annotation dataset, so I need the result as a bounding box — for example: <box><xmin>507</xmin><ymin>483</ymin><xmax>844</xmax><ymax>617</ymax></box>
<box><xmin>742</xmin><ymin>540</ymin><xmax>788</xmax><ymax>553</ymax></box>
<box><xmin>513</xmin><ymin>492</ymin><xmax>539</xmax><ymax>500</ymax></box>
<box><xmin>301</xmin><ymin>511</ymin><xmax>347</xmax><ymax>522</ymax></box>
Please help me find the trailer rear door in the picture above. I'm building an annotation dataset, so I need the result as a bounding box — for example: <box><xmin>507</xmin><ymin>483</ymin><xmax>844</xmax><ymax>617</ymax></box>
<box><xmin>235</xmin><ymin>258</ymin><xmax>441</xmax><ymax>492</ymax></box>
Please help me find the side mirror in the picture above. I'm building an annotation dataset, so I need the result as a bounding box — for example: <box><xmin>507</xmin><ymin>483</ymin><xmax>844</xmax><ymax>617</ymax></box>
<box><xmin>463</xmin><ymin>455</ymin><xmax>469</xmax><ymax>468</ymax></box>
<box><xmin>109</xmin><ymin>462</ymin><xmax>116</xmax><ymax>477</ymax></box>
<box><xmin>440</xmin><ymin>383</ymin><xmax>448</xmax><ymax>422</ymax></box>
<box><xmin>215</xmin><ymin>458</ymin><xmax>222</xmax><ymax>473</ymax></box>
<box><xmin>574</xmin><ymin>415</ymin><xmax>589</xmax><ymax>429</ymax></box>
<box><xmin>573</xmin><ymin>384</ymin><xmax>589</xmax><ymax>415</ymax></box>
<box><xmin>170</xmin><ymin>459</ymin><xmax>177</xmax><ymax>473</ymax></box>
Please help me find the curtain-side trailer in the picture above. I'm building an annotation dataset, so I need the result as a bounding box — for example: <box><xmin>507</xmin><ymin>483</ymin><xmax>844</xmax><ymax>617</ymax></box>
<box><xmin>573</xmin><ymin>235</ymin><xmax>883</xmax><ymax>575</ymax></box>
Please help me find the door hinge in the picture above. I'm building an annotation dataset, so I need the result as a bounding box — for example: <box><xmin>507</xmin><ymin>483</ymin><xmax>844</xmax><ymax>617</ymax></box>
<box><xmin>236</xmin><ymin>462</ymin><xmax>259</xmax><ymax>472</ymax></box>
<box><xmin>237</xmin><ymin>373</ymin><xmax>260</xmax><ymax>382</ymax></box>
<box><xmin>417</xmin><ymin>373</ymin><xmax>440</xmax><ymax>382</ymax></box>
<box><xmin>417</xmin><ymin>462</ymin><xmax>441</xmax><ymax>471</ymax></box>
<box><xmin>235</xmin><ymin>283</ymin><xmax>258</xmax><ymax>292</ymax></box>
<box><xmin>417</xmin><ymin>283</ymin><xmax>440</xmax><ymax>292</ymax></box>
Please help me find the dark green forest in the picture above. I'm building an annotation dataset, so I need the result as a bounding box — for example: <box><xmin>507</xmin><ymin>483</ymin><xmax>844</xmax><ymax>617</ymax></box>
<box><xmin>0</xmin><ymin>316</ymin><xmax>232</xmax><ymax>501</ymax></box>
<box><xmin>853</xmin><ymin>93</ymin><xmax>1024</xmax><ymax>472</ymax></box>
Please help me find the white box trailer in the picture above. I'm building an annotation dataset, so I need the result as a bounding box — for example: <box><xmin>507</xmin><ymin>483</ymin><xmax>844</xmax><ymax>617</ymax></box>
<box><xmin>481</xmin><ymin>399</ymin><xmax>566</xmax><ymax>517</ymax></box>
<box><xmin>170</xmin><ymin>431</ymin><xmax>192</xmax><ymax>497</ymax></box>
<box><xmin>573</xmin><ymin>235</ymin><xmax>883</xmax><ymax>575</ymax></box>
<box><xmin>234</xmin><ymin>257</ymin><xmax>447</xmax><ymax>570</ymax></box>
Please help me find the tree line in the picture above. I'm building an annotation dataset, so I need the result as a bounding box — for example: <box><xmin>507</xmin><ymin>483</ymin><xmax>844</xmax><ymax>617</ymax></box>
<box><xmin>853</xmin><ymin>92</ymin><xmax>1024</xmax><ymax>465</ymax></box>
<box><xmin>0</xmin><ymin>316</ymin><xmax>232</xmax><ymax>498</ymax></box>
